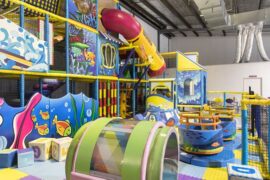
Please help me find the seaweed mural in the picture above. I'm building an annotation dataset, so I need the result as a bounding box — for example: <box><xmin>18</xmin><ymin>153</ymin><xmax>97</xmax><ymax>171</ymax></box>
<box><xmin>69</xmin><ymin>25</ymin><xmax>96</xmax><ymax>75</ymax></box>
<box><xmin>0</xmin><ymin>17</ymin><xmax>49</xmax><ymax>72</ymax></box>
<box><xmin>69</xmin><ymin>0</ymin><xmax>97</xmax><ymax>28</ymax></box>
<box><xmin>0</xmin><ymin>93</ymin><xmax>98</xmax><ymax>149</ymax></box>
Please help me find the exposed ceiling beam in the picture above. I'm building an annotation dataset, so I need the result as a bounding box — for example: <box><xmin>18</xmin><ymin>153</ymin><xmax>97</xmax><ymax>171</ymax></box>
<box><xmin>119</xmin><ymin>0</ymin><xmax>173</xmax><ymax>38</ymax></box>
<box><xmin>139</xmin><ymin>0</ymin><xmax>187</xmax><ymax>37</ymax></box>
<box><xmin>182</xmin><ymin>0</ymin><xmax>212</xmax><ymax>36</ymax></box>
<box><xmin>258</xmin><ymin>0</ymin><xmax>263</xmax><ymax>9</ymax></box>
<box><xmin>160</xmin><ymin>0</ymin><xmax>199</xmax><ymax>36</ymax></box>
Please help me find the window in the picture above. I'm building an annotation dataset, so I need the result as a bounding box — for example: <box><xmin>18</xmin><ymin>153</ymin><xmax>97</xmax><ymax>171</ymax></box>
<box><xmin>184</xmin><ymin>78</ymin><xmax>194</xmax><ymax>96</ymax></box>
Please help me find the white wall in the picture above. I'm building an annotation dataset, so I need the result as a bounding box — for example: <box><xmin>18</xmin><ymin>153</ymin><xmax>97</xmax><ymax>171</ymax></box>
<box><xmin>206</xmin><ymin>62</ymin><xmax>270</xmax><ymax>97</ymax></box>
<box><xmin>160</xmin><ymin>34</ymin><xmax>169</xmax><ymax>52</ymax></box>
<box><xmin>169</xmin><ymin>35</ymin><xmax>270</xmax><ymax>65</ymax></box>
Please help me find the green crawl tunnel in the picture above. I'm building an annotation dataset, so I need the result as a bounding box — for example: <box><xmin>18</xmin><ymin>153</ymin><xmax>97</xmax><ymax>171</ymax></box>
<box><xmin>65</xmin><ymin>118</ymin><xmax>179</xmax><ymax>180</ymax></box>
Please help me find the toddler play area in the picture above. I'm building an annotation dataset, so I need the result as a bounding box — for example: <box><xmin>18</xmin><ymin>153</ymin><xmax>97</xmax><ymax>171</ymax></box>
<box><xmin>0</xmin><ymin>0</ymin><xmax>270</xmax><ymax>179</ymax></box>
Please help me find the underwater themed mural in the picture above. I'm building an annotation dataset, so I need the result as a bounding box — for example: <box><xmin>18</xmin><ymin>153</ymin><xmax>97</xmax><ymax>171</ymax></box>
<box><xmin>0</xmin><ymin>17</ymin><xmax>49</xmax><ymax>72</ymax></box>
<box><xmin>69</xmin><ymin>24</ymin><xmax>97</xmax><ymax>75</ymax></box>
<box><xmin>98</xmin><ymin>33</ymin><xmax>120</xmax><ymax>76</ymax></box>
<box><xmin>177</xmin><ymin>70</ymin><xmax>207</xmax><ymax>105</ymax></box>
<box><xmin>69</xmin><ymin>0</ymin><xmax>97</xmax><ymax>28</ymax></box>
<box><xmin>0</xmin><ymin>93</ymin><xmax>98</xmax><ymax>149</ymax></box>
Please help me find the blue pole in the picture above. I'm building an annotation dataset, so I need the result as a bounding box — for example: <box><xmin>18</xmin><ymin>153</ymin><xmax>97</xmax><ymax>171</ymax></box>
<box><xmin>39</xmin><ymin>79</ymin><xmax>43</xmax><ymax>94</ymax></box>
<box><xmin>242</xmin><ymin>108</ymin><xmax>248</xmax><ymax>165</ymax></box>
<box><xmin>223</xmin><ymin>92</ymin><xmax>227</xmax><ymax>107</ymax></box>
<box><xmin>65</xmin><ymin>0</ymin><xmax>70</xmax><ymax>93</ymax></box>
<box><xmin>268</xmin><ymin>106</ymin><xmax>270</xmax><ymax>172</ymax></box>
<box><xmin>19</xmin><ymin>1</ymin><xmax>25</xmax><ymax>107</ymax></box>
<box><xmin>44</xmin><ymin>14</ymin><xmax>50</xmax><ymax>71</ymax></box>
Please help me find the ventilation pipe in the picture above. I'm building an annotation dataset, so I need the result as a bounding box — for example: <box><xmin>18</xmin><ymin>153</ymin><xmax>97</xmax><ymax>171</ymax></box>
<box><xmin>243</xmin><ymin>23</ymin><xmax>255</xmax><ymax>62</ymax></box>
<box><xmin>234</xmin><ymin>25</ymin><xmax>243</xmax><ymax>63</ymax></box>
<box><xmin>240</xmin><ymin>25</ymin><xmax>249</xmax><ymax>60</ymax></box>
<box><xmin>255</xmin><ymin>21</ymin><xmax>270</xmax><ymax>61</ymax></box>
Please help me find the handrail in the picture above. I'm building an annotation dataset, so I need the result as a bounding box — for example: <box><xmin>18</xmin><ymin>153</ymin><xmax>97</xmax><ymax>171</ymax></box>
<box><xmin>8</xmin><ymin>0</ymin><xmax>98</xmax><ymax>34</ymax></box>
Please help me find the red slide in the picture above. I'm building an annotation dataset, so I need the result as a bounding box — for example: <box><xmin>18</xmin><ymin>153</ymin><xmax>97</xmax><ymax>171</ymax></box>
<box><xmin>101</xmin><ymin>8</ymin><xmax>166</xmax><ymax>77</ymax></box>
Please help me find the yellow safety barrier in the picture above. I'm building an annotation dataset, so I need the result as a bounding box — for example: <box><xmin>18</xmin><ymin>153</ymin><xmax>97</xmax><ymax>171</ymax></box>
<box><xmin>9</xmin><ymin>0</ymin><xmax>98</xmax><ymax>34</ymax></box>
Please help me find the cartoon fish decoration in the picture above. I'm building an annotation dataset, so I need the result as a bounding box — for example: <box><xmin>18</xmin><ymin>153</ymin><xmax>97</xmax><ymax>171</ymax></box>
<box><xmin>166</xmin><ymin>119</ymin><xmax>175</xmax><ymax>127</ymax></box>
<box><xmin>53</xmin><ymin>115</ymin><xmax>71</xmax><ymax>137</ymax></box>
<box><xmin>35</xmin><ymin>123</ymin><xmax>49</xmax><ymax>136</ymax></box>
<box><xmin>40</xmin><ymin>110</ymin><xmax>50</xmax><ymax>120</ymax></box>
<box><xmin>31</xmin><ymin>115</ymin><xmax>37</xmax><ymax>122</ymax></box>
<box><xmin>85</xmin><ymin>51</ymin><xmax>96</xmax><ymax>66</ymax></box>
<box><xmin>211</xmin><ymin>142</ymin><xmax>220</xmax><ymax>147</ymax></box>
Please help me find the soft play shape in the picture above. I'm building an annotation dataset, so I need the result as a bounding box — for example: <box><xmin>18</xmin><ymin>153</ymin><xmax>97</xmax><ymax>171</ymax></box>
<box><xmin>101</xmin><ymin>8</ymin><xmax>166</xmax><ymax>76</ymax></box>
<box><xmin>17</xmin><ymin>148</ymin><xmax>34</xmax><ymax>168</ymax></box>
<box><xmin>65</xmin><ymin>118</ymin><xmax>179</xmax><ymax>180</ymax></box>
<box><xmin>29</xmin><ymin>138</ymin><xmax>54</xmax><ymax>161</ymax></box>
<box><xmin>0</xmin><ymin>93</ymin><xmax>98</xmax><ymax>149</ymax></box>
<box><xmin>51</xmin><ymin>137</ymin><xmax>72</xmax><ymax>161</ymax></box>
<box><xmin>0</xmin><ymin>149</ymin><xmax>17</xmax><ymax>168</ymax></box>
<box><xmin>227</xmin><ymin>163</ymin><xmax>263</xmax><ymax>180</ymax></box>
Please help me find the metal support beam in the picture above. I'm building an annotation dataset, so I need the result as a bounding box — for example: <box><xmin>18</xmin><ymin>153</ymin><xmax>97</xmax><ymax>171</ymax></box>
<box><xmin>222</xmin><ymin>30</ymin><xmax>226</xmax><ymax>36</ymax></box>
<box><xmin>140</xmin><ymin>0</ymin><xmax>187</xmax><ymax>37</ymax></box>
<box><xmin>182</xmin><ymin>0</ymin><xmax>212</xmax><ymax>36</ymax></box>
<box><xmin>119</xmin><ymin>0</ymin><xmax>173</xmax><ymax>38</ymax></box>
<box><xmin>160</xmin><ymin>0</ymin><xmax>199</xmax><ymax>36</ymax></box>
<box><xmin>120</xmin><ymin>0</ymin><xmax>164</xmax><ymax>29</ymax></box>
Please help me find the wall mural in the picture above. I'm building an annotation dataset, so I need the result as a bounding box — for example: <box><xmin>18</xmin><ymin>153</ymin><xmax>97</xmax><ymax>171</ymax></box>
<box><xmin>0</xmin><ymin>16</ymin><xmax>49</xmax><ymax>72</ymax></box>
<box><xmin>177</xmin><ymin>71</ymin><xmax>203</xmax><ymax>105</ymax></box>
<box><xmin>69</xmin><ymin>0</ymin><xmax>97</xmax><ymax>28</ymax></box>
<box><xmin>99</xmin><ymin>40</ymin><xmax>117</xmax><ymax>76</ymax></box>
<box><xmin>0</xmin><ymin>93</ymin><xmax>98</xmax><ymax>149</ymax></box>
<box><xmin>69</xmin><ymin>25</ymin><xmax>97</xmax><ymax>75</ymax></box>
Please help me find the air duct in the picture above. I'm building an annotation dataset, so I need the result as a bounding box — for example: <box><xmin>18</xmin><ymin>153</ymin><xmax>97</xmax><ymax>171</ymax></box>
<box><xmin>255</xmin><ymin>21</ymin><xmax>270</xmax><ymax>61</ymax></box>
<box><xmin>234</xmin><ymin>25</ymin><xmax>243</xmax><ymax>63</ymax></box>
<box><xmin>242</xmin><ymin>24</ymin><xmax>255</xmax><ymax>62</ymax></box>
<box><xmin>234</xmin><ymin>22</ymin><xmax>270</xmax><ymax>63</ymax></box>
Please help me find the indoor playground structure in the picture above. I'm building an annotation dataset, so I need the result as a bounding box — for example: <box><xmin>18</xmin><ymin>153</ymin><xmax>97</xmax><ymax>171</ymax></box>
<box><xmin>0</xmin><ymin>0</ymin><xmax>269</xmax><ymax>179</ymax></box>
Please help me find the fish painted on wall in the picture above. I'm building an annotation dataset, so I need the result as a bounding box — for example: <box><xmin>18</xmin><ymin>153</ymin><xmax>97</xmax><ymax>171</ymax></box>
<box><xmin>69</xmin><ymin>32</ymin><xmax>96</xmax><ymax>75</ymax></box>
<box><xmin>0</xmin><ymin>93</ymin><xmax>98</xmax><ymax>149</ymax></box>
<box><xmin>40</xmin><ymin>110</ymin><xmax>50</xmax><ymax>120</ymax></box>
<box><xmin>35</xmin><ymin>123</ymin><xmax>49</xmax><ymax>136</ymax></box>
<box><xmin>53</xmin><ymin>115</ymin><xmax>72</xmax><ymax>137</ymax></box>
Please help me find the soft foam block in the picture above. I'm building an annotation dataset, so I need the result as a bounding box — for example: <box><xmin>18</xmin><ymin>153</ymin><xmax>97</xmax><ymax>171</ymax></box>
<box><xmin>17</xmin><ymin>148</ymin><xmax>34</xmax><ymax>168</ymax></box>
<box><xmin>227</xmin><ymin>163</ymin><xmax>263</xmax><ymax>180</ymax></box>
<box><xmin>29</xmin><ymin>138</ymin><xmax>54</xmax><ymax>161</ymax></box>
<box><xmin>0</xmin><ymin>149</ymin><xmax>17</xmax><ymax>168</ymax></box>
<box><xmin>51</xmin><ymin>137</ymin><xmax>72</xmax><ymax>161</ymax></box>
